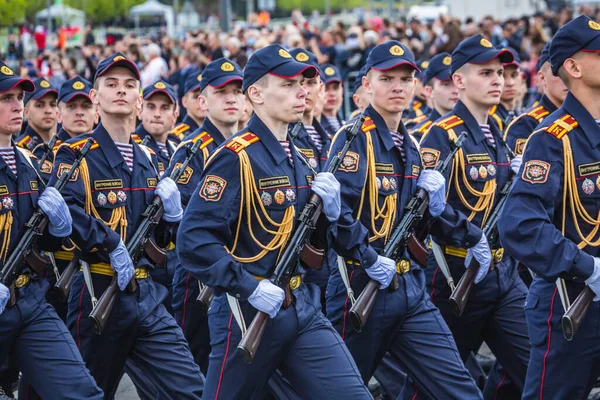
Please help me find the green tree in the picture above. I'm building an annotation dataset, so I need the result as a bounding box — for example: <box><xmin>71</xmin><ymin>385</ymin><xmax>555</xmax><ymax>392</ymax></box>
<box><xmin>0</xmin><ymin>0</ymin><xmax>29</xmax><ymax>25</ymax></box>
<box><xmin>65</xmin><ymin>0</ymin><xmax>145</xmax><ymax>23</ymax></box>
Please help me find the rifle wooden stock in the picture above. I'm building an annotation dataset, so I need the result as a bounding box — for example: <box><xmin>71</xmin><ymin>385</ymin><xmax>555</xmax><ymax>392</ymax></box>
<box><xmin>55</xmin><ymin>256</ymin><xmax>80</xmax><ymax>300</ymax></box>
<box><xmin>562</xmin><ymin>286</ymin><xmax>594</xmax><ymax>341</ymax></box>
<box><xmin>237</xmin><ymin>311</ymin><xmax>268</xmax><ymax>363</ymax></box>
<box><xmin>407</xmin><ymin>233</ymin><xmax>428</xmax><ymax>267</ymax></box>
<box><xmin>197</xmin><ymin>286</ymin><xmax>214</xmax><ymax>315</ymax></box>
<box><xmin>144</xmin><ymin>238</ymin><xmax>167</xmax><ymax>267</ymax></box>
<box><xmin>349</xmin><ymin>280</ymin><xmax>379</xmax><ymax>333</ymax></box>
<box><xmin>89</xmin><ymin>275</ymin><xmax>136</xmax><ymax>335</ymax></box>
<box><xmin>449</xmin><ymin>259</ymin><xmax>478</xmax><ymax>316</ymax></box>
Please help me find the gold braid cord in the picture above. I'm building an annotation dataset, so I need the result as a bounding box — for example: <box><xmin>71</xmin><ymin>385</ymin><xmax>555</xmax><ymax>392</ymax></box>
<box><xmin>446</xmin><ymin>129</ymin><xmax>497</xmax><ymax>226</ymax></box>
<box><xmin>356</xmin><ymin>130</ymin><xmax>397</xmax><ymax>243</ymax></box>
<box><xmin>0</xmin><ymin>212</ymin><xmax>13</xmax><ymax>262</ymax></box>
<box><xmin>79</xmin><ymin>158</ymin><xmax>128</xmax><ymax>241</ymax></box>
<box><xmin>226</xmin><ymin>149</ymin><xmax>295</xmax><ymax>263</ymax></box>
<box><xmin>561</xmin><ymin>136</ymin><xmax>600</xmax><ymax>249</ymax></box>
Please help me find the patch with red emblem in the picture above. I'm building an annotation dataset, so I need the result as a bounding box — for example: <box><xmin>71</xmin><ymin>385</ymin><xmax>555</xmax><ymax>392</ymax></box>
<box><xmin>199</xmin><ymin>175</ymin><xmax>227</xmax><ymax>202</ymax></box>
<box><xmin>522</xmin><ymin>160</ymin><xmax>550</xmax><ymax>184</ymax></box>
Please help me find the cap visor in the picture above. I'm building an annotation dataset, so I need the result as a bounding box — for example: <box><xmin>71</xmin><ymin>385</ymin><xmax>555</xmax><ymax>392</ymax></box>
<box><xmin>60</xmin><ymin>92</ymin><xmax>92</xmax><ymax>103</ymax></box>
<box><xmin>372</xmin><ymin>58</ymin><xmax>421</xmax><ymax>73</ymax></box>
<box><xmin>143</xmin><ymin>89</ymin><xmax>176</xmax><ymax>104</ymax></box>
<box><xmin>470</xmin><ymin>49</ymin><xmax>514</xmax><ymax>65</ymax></box>
<box><xmin>99</xmin><ymin>59</ymin><xmax>140</xmax><ymax>80</ymax></box>
<box><xmin>0</xmin><ymin>78</ymin><xmax>35</xmax><ymax>93</ymax></box>
<box><xmin>31</xmin><ymin>89</ymin><xmax>58</xmax><ymax>100</ymax></box>
<box><xmin>269</xmin><ymin>63</ymin><xmax>317</xmax><ymax>80</ymax></box>
<box><xmin>503</xmin><ymin>61</ymin><xmax>521</xmax><ymax>69</ymax></box>
<box><xmin>210</xmin><ymin>76</ymin><xmax>243</xmax><ymax>89</ymax></box>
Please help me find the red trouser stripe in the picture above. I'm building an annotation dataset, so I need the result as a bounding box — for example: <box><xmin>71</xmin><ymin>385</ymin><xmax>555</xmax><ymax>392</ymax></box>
<box><xmin>493</xmin><ymin>373</ymin><xmax>506</xmax><ymax>400</ymax></box>
<box><xmin>430</xmin><ymin>266</ymin><xmax>440</xmax><ymax>303</ymax></box>
<box><xmin>540</xmin><ymin>287</ymin><xmax>558</xmax><ymax>400</ymax></box>
<box><xmin>181</xmin><ymin>273</ymin><xmax>192</xmax><ymax>331</ymax></box>
<box><xmin>76</xmin><ymin>283</ymin><xmax>87</xmax><ymax>349</ymax></box>
<box><xmin>215</xmin><ymin>313</ymin><xmax>234</xmax><ymax>400</ymax></box>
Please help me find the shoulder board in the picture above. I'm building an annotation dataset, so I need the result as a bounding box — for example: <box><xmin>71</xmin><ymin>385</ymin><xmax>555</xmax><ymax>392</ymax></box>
<box><xmin>526</xmin><ymin>105</ymin><xmax>549</xmax><ymax>122</ymax></box>
<box><xmin>16</xmin><ymin>135</ymin><xmax>32</xmax><ymax>148</ymax></box>
<box><xmin>139</xmin><ymin>144</ymin><xmax>156</xmax><ymax>156</ymax></box>
<box><xmin>407</xmin><ymin>115</ymin><xmax>428</xmax><ymax>125</ymax></box>
<box><xmin>191</xmin><ymin>130</ymin><xmax>215</xmax><ymax>150</ymax></box>
<box><xmin>67</xmin><ymin>138</ymin><xmax>99</xmax><ymax>152</ymax></box>
<box><xmin>131</xmin><ymin>134</ymin><xmax>142</xmax><ymax>144</ymax></box>
<box><xmin>543</xmin><ymin>114</ymin><xmax>578</xmax><ymax>140</ymax></box>
<box><xmin>489</xmin><ymin>105</ymin><xmax>497</xmax><ymax>115</ymax></box>
<box><xmin>412</xmin><ymin>100</ymin><xmax>422</xmax><ymax>110</ymax></box>
<box><xmin>52</xmin><ymin>139</ymin><xmax>63</xmax><ymax>151</ymax></box>
<box><xmin>416</xmin><ymin>120</ymin><xmax>433</xmax><ymax>133</ymax></box>
<box><xmin>435</xmin><ymin>115</ymin><xmax>464</xmax><ymax>131</ymax></box>
<box><xmin>490</xmin><ymin>112</ymin><xmax>503</xmax><ymax>131</ymax></box>
<box><xmin>361</xmin><ymin>117</ymin><xmax>376</xmax><ymax>133</ymax></box>
<box><xmin>171</xmin><ymin>123</ymin><xmax>190</xmax><ymax>136</ymax></box>
<box><xmin>224</xmin><ymin>132</ymin><xmax>260</xmax><ymax>153</ymax></box>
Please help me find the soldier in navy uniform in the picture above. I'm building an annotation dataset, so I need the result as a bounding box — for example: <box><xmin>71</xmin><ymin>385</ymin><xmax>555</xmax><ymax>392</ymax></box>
<box><xmin>168</xmin><ymin>57</ymin><xmax>244</xmax><ymax>375</ymax></box>
<box><xmin>320</xmin><ymin>63</ymin><xmax>345</xmax><ymax>136</ymax></box>
<box><xmin>489</xmin><ymin>47</ymin><xmax>523</xmax><ymax>132</ymax></box>
<box><xmin>499</xmin><ymin>15</ymin><xmax>600</xmax><ymax>399</ymax></box>
<box><xmin>409</xmin><ymin>52</ymin><xmax>458</xmax><ymax>140</ymax></box>
<box><xmin>171</xmin><ymin>69</ymin><xmax>208</xmax><ymax>141</ymax></box>
<box><xmin>325</xmin><ymin>40</ymin><xmax>482</xmax><ymax>399</ymax></box>
<box><xmin>503</xmin><ymin>42</ymin><xmax>567</xmax><ymax>156</ymax></box>
<box><xmin>404</xmin><ymin>58</ymin><xmax>432</xmax><ymax>122</ymax></box>
<box><xmin>15</xmin><ymin>78</ymin><xmax>58</xmax><ymax>151</ymax></box>
<box><xmin>0</xmin><ymin>61</ymin><xmax>103</xmax><ymax>400</ymax></box>
<box><xmin>177</xmin><ymin>44</ymin><xmax>371</xmax><ymax>399</ymax></box>
<box><xmin>420</xmin><ymin>34</ymin><xmax>531</xmax><ymax>398</ymax></box>
<box><xmin>349</xmin><ymin>65</ymin><xmax>369</xmax><ymax>119</ymax></box>
<box><xmin>52</xmin><ymin>52</ymin><xmax>204</xmax><ymax>398</ymax></box>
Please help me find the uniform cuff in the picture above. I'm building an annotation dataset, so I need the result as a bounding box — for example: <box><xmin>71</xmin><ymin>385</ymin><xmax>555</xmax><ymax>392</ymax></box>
<box><xmin>230</xmin><ymin>272</ymin><xmax>260</xmax><ymax>301</ymax></box>
<box><xmin>362</xmin><ymin>246</ymin><xmax>379</xmax><ymax>269</ymax></box>
<box><xmin>104</xmin><ymin>231</ymin><xmax>122</xmax><ymax>254</ymax></box>
<box><xmin>570</xmin><ymin>251</ymin><xmax>595</xmax><ymax>282</ymax></box>
<box><xmin>463</xmin><ymin>229</ymin><xmax>483</xmax><ymax>249</ymax></box>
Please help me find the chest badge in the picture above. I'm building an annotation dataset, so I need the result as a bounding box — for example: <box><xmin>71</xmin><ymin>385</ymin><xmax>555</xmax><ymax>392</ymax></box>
<box><xmin>390</xmin><ymin>178</ymin><xmax>397</xmax><ymax>190</ymax></box>
<box><xmin>582</xmin><ymin>178</ymin><xmax>595</xmax><ymax>195</ymax></box>
<box><xmin>470</xmin><ymin>166</ymin><xmax>479</xmax><ymax>180</ymax></box>
<box><xmin>596</xmin><ymin>176</ymin><xmax>600</xmax><ymax>191</ymax></box>
<box><xmin>285</xmin><ymin>189</ymin><xmax>296</xmax><ymax>202</ymax></box>
<box><xmin>309</xmin><ymin>158</ymin><xmax>318</xmax><ymax>169</ymax></box>
<box><xmin>274</xmin><ymin>190</ymin><xmax>285</xmax><ymax>205</ymax></box>
<box><xmin>487</xmin><ymin>164</ymin><xmax>496</xmax><ymax>177</ymax></box>
<box><xmin>117</xmin><ymin>190</ymin><xmax>127</xmax><ymax>203</ymax></box>
<box><xmin>261</xmin><ymin>191</ymin><xmax>272</xmax><ymax>207</ymax></box>
<box><xmin>376</xmin><ymin>177</ymin><xmax>382</xmax><ymax>189</ymax></box>
<box><xmin>382</xmin><ymin>176</ymin><xmax>391</xmax><ymax>191</ymax></box>
<box><xmin>2</xmin><ymin>197</ymin><xmax>13</xmax><ymax>210</ymax></box>
<box><xmin>479</xmin><ymin>165</ymin><xmax>488</xmax><ymax>179</ymax></box>
<box><xmin>107</xmin><ymin>191</ymin><xmax>118</xmax><ymax>204</ymax></box>
<box><xmin>97</xmin><ymin>193</ymin><xmax>107</xmax><ymax>206</ymax></box>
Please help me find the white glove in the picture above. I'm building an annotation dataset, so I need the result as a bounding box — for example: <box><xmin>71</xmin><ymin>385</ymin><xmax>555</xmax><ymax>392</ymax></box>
<box><xmin>311</xmin><ymin>172</ymin><xmax>341</xmax><ymax>222</ymax></box>
<box><xmin>248</xmin><ymin>280</ymin><xmax>285</xmax><ymax>318</ymax></box>
<box><xmin>585</xmin><ymin>257</ymin><xmax>600</xmax><ymax>301</ymax></box>
<box><xmin>465</xmin><ymin>234</ymin><xmax>492</xmax><ymax>284</ymax></box>
<box><xmin>365</xmin><ymin>255</ymin><xmax>397</xmax><ymax>289</ymax></box>
<box><xmin>417</xmin><ymin>169</ymin><xmax>446</xmax><ymax>217</ymax></box>
<box><xmin>38</xmin><ymin>187</ymin><xmax>72</xmax><ymax>237</ymax></box>
<box><xmin>109</xmin><ymin>240</ymin><xmax>135</xmax><ymax>291</ymax></box>
<box><xmin>156</xmin><ymin>177</ymin><xmax>183</xmax><ymax>222</ymax></box>
<box><xmin>510</xmin><ymin>155</ymin><xmax>523</xmax><ymax>174</ymax></box>
<box><xmin>0</xmin><ymin>283</ymin><xmax>9</xmax><ymax>315</ymax></box>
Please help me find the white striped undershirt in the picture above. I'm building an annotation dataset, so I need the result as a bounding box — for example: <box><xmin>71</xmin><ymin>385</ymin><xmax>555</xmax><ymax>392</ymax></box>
<box><xmin>480</xmin><ymin>124</ymin><xmax>495</xmax><ymax>147</ymax></box>
<box><xmin>0</xmin><ymin>147</ymin><xmax>17</xmax><ymax>176</ymax></box>
<box><xmin>390</xmin><ymin>131</ymin><xmax>406</xmax><ymax>163</ymax></box>
<box><xmin>326</xmin><ymin>116</ymin><xmax>341</xmax><ymax>133</ymax></box>
<box><xmin>116</xmin><ymin>143</ymin><xmax>134</xmax><ymax>171</ymax></box>
<box><xmin>279</xmin><ymin>140</ymin><xmax>294</xmax><ymax>165</ymax></box>
<box><xmin>156</xmin><ymin>141</ymin><xmax>169</xmax><ymax>159</ymax></box>
<box><xmin>304</xmin><ymin>124</ymin><xmax>323</xmax><ymax>151</ymax></box>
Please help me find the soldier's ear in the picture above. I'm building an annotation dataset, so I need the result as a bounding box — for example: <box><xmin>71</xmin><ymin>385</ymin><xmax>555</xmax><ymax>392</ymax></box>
<box><xmin>362</xmin><ymin>74</ymin><xmax>371</xmax><ymax>95</ymax></box>
<box><xmin>563</xmin><ymin>57</ymin><xmax>582</xmax><ymax>80</ymax></box>
<box><xmin>452</xmin><ymin>72</ymin><xmax>466</xmax><ymax>91</ymax></box>
<box><xmin>89</xmin><ymin>89</ymin><xmax>99</xmax><ymax>106</ymax></box>
<box><xmin>247</xmin><ymin>84</ymin><xmax>264</xmax><ymax>106</ymax></box>
<box><xmin>198</xmin><ymin>94</ymin><xmax>208</xmax><ymax>110</ymax></box>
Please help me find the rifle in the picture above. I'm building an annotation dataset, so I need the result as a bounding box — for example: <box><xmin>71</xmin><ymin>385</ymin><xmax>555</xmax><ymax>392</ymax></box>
<box><xmin>562</xmin><ymin>283</ymin><xmax>595</xmax><ymax>341</ymax></box>
<box><xmin>38</xmin><ymin>135</ymin><xmax>59</xmax><ymax>171</ymax></box>
<box><xmin>237</xmin><ymin>115</ymin><xmax>365</xmax><ymax>363</ymax></box>
<box><xmin>89</xmin><ymin>136</ymin><xmax>205</xmax><ymax>335</ymax></box>
<box><xmin>141</xmin><ymin>135</ymin><xmax>151</xmax><ymax>146</ymax></box>
<box><xmin>349</xmin><ymin>133</ymin><xmax>467</xmax><ymax>332</ymax></box>
<box><xmin>54</xmin><ymin>254</ymin><xmax>81</xmax><ymax>300</ymax></box>
<box><xmin>449</xmin><ymin>176</ymin><xmax>517</xmax><ymax>317</ymax></box>
<box><xmin>0</xmin><ymin>138</ymin><xmax>94</xmax><ymax>306</ymax></box>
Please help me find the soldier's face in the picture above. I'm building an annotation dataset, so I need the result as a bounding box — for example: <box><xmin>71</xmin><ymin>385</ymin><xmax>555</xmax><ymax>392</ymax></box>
<box><xmin>352</xmin><ymin>86</ymin><xmax>371</xmax><ymax>112</ymax></box>
<box><xmin>0</xmin><ymin>87</ymin><xmax>25</xmax><ymax>136</ymax></box>
<box><xmin>324</xmin><ymin>81</ymin><xmax>343</xmax><ymax>113</ymax></box>
<box><xmin>301</xmin><ymin>76</ymin><xmax>323</xmax><ymax>114</ymax></box>
<box><xmin>501</xmin><ymin>65</ymin><xmax>522</xmax><ymax>103</ymax></box>
<box><xmin>455</xmin><ymin>60</ymin><xmax>504</xmax><ymax>107</ymax></box>
<box><xmin>183</xmin><ymin>89</ymin><xmax>208</xmax><ymax>121</ymax></box>
<box><xmin>58</xmin><ymin>97</ymin><xmax>96</xmax><ymax>135</ymax></box>
<box><xmin>204</xmin><ymin>82</ymin><xmax>244</xmax><ymax>126</ymax></box>
<box><xmin>432</xmin><ymin>78</ymin><xmax>458</xmax><ymax>114</ymax></box>
<box><xmin>541</xmin><ymin>63</ymin><xmax>568</xmax><ymax>105</ymax></box>
<box><xmin>140</xmin><ymin>94</ymin><xmax>177</xmax><ymax>136</ymax></box>
<box><xmin>365</xmin><ymin>66</ymin><xmax>416</xmax><ymax>114</ymax></box>
<box><xmin>24</xmin><ymin>93</ymin><xmax>58</xmax><ymax>131</ymax></box>
<box><xmin>262</xmin><ymin>74</ymin><xmax>307</xmax><ymax>123</ymax></box>
<box><xmin>92</xmin><ymin>67</ymin><xmax>141</xmax><ymax>117</ymax></box>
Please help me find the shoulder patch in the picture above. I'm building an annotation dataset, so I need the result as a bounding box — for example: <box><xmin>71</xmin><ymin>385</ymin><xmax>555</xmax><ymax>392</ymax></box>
<box><xmin>522</xmin><ymin>160</ymin><xmax>550</xmax><ymax>184</ymax></box>
<box><xmin>514</xmin><ymin>138</ymin><xmax>527</xmax><ymax>155</ymax></box>
<box><xmin>173</xmin><ymin>163</ymin><xmax>194</xmax><ymax>185</ymax></box>
<box><xmin>57</xmin><ymin>163</ymin><xmax>79</xmax><ymax>181</ymax></box>
<box><xmin>224</xmin><ymin>132</ymin><xmax>260</xmax><ymax>153</ymax></box>
<box><xmin>420</xmin><ymin>148</ymin><xmax>440</xmax><ymax>168</ymax></box>
<box><xmin>544</xmin><ymin>114</ymin><xmax>578</xmax><ymax>140</ymax></box>
<box><xmin>41</xmin><ymin>159</ymin><xmax>53</xmax><ymax>174</ymax></box>
<box><xmin>526</xmin><ymin>105</ymin><xmax>549</xmax><ymax>122</ymax></box>
<box><xmin>199</xmin><ymin>175</ymin><xmax>227</xmax><ymax>202</ymax></box>
<box><xmin>435</xmin><ymin>115</ymin><xmax>464</xmax><ymax>131</ymax></box>
<box><xmin>339</xmin><ymin>151</ymin><xmax>360</xmax><ymax>173</ymax></box>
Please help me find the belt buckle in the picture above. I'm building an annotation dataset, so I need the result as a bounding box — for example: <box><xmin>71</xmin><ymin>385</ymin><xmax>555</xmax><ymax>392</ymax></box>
<box><xmin>15</xmin><ymin>274</ymin><xmax>30</xmax><ymax>288</ymax></box>
<box><xmin>289</xmin><ymin>275</ymin><xmax>302</xmax><ymax>291</ymax></box>
<box><xmin>396</xmin><ymin>260</ymin><xmax>410</xmax><ymax>274</ymax></box>
<box><xmin>134</xmin><ymin>268</ymin><xmax>148</xmax><ymax>279</ymax></box>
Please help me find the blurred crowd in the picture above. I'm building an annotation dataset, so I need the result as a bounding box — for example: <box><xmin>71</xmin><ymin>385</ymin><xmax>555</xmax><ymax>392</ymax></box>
<box><xmin>4</xmin><ymin>4</ymin><xmax>600</xmax><ymax>120</ymax></box>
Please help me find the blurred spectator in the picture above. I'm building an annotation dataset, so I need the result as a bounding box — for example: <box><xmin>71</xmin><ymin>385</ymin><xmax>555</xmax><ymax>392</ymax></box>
<box><xmin>84</xmin><ymin>24</ymin><xmax>95</xmax><ymax>46</ymax></box>
<box><xmin>226</xmin><ymin>36</ymin><xmax>247</xmax><ymax>68</ymax></box>
<box><xmin>33</xmin><ymin>26</ymin><xmax>46</xmax><ymax>54</ymax></box>
<box><xmin>141</xmin><ymin>43</ymin><xmax>168</xmax><ymax>87</ymax></box>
